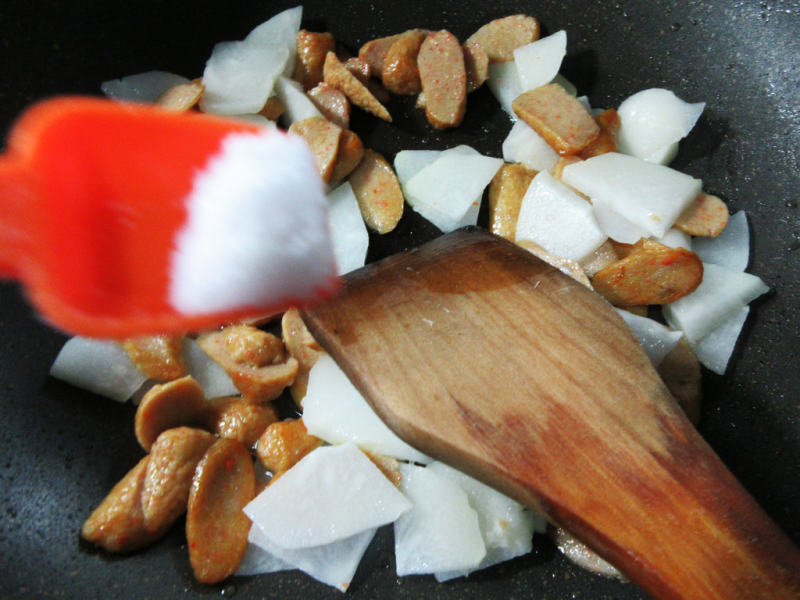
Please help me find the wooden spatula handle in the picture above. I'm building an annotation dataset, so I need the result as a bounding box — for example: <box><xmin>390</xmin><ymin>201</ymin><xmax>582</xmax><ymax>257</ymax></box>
<box><xmin>303</xmin><ymin>228</ymin><xmax>800</xmax><ymax>600</ymax></box>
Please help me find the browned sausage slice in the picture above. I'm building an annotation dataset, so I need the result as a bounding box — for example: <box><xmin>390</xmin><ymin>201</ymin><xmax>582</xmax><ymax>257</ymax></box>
<box><xmin>417</xmin><ymin>30</ymin><xmax>467</xmax><ymax>129</ymax></box>
<box><xmin>255</xmin><ymin>418</ymin><xmax>322</xmax><ymax>474</ymax></box>
<box><xmin>488</xmin><ymin>162</ymin><xmax>537</xmax><ymax>240</ymax></box>
<box><xmin>674</xmin><ymin>193</ymin><xmax>729</xmax><ymax>237</ymax></box>
<box><xmin>122</xmin><ymin>334</ymin><xmax>186</xmax><ymax>381</ymax></box>
<box><xmin>381</xmin><ymin>29</ymin><xmax>427</xmax><ymax>95</ymax></box>
<box><xmin>579</xmin><ymin>108</ymin><xmax>621</xmax><ymax>159</ymax></box>
<box><xmin>465</xmin><ymin>14</ymin><xmax>540</xmax><ymax>62</ymax></box>
<box><xmin>206</xmin><ymin>396</ymin><xmax>278</xmax><ymax>447</ymax></box>
<box><xmin>81</xmin><ymin>456</ymin><xmax>167</xmax><ymax>553</ymax></box>
<box><xmin>348</xmin><ymin>148</ymin><xmax>404</xmax><ymax>234</ymax></box>
<box><xmin>186</xmin><ymin>439</ymin><xmax>255</xmax><ymax>584</ymax></box>
<box><xmin>358</xmin><ymin>33</ymin><xmax>403</xmax><ymax>74</ymax></box>
<box><xmin>463</xmin><ymin>42</ymin><xmax>489</xmax><ymax>92</ymax></box>
<box><xmin>307</xmin><ymin>82</ymin><xmax>351</xmax><ymax>129</ymax></box>
<box><xmin>329</xmin><ymin>129</ymin><xmax>365</xmax><ymax>184</ymax></box>
<box><xmin>141</xmin><ymin>427</ymin><xmax>216</xmax><ymax>533</ymax></box>
<box><xmin>134</xmin><ymin>375</ymin><xmax>209</xmax><ymax>452</ymax></box>
<box><xmin>323</xmin><ymin>52</ymin><xmax>392</xmax><ymax>122</ymax></box>
<box><xmin>288</xmin><ymin>116</ymin><xmax>343</xmax><ymax>183</ymax></box>
<box><xmin>294</xmin><ymin>30</ymin><xmax>336</xmax><ymax>90</ymax></box>
<box><xmin>156</xmin><ymin>80</ymin><xmax>204</xmax><ymax>112</ymax></box>
<box><xmin>512</xmin><ymin>84</ymin><xmax>600</xmax><ymax>155</ymax></box>
<box><xmin>281</xmin><ymin>308</ymin><xmax>325</xmax><ymax>406</ymax></box>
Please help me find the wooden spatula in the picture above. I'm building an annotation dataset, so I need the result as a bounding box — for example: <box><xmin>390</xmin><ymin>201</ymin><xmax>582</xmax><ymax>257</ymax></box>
<box><xmin>302</xmin><ymin>228</ymin><xmax>800</xmax><ymax>600</ymax></box>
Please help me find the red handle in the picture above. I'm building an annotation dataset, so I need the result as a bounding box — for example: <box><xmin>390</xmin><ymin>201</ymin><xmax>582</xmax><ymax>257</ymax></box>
<box><xmin>0</xmin><ymin>157</ymin><xmax>34</xmax><ymax>278</ymax></box>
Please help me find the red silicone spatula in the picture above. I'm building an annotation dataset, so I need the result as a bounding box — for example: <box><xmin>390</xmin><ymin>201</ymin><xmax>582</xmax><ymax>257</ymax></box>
<box><xmin>0</xmin><ymin>97</ymin><xmax>337</xmax><ymax>338</ymax></box>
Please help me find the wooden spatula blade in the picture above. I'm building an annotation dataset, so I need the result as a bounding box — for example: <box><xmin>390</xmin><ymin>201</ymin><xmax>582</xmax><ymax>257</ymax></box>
<box><xmin>303</xmin><ymin>228</ymin><xmax>800</xmax><ymax>600</ymax></box>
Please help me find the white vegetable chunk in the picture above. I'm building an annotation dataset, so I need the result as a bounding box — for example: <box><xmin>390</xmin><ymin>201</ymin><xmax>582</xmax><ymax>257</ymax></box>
<box><xmin>617</xmin><ymin>88</ymin><xmax>705</xmax><ymax>162</ymax></box>
<box><xmin>691</xmin><ymin>306</ymin><xmax>750</xmax><ymax>375</ymax></box>
<box><xmin>513</xmin><ymin>30</ymin><xmax>567</xmax><ymax>92</ymax></box>
<box><xmin>427</xmin><ymin>462</ymin><xmax>542</xmax><ymax>581</ymax></box>
<box><xmin>502</xmin><ymin>120</ymin><xmax>560</xmax><ymax>172</ymax></box>
<box><xmin>662</xmin><ymin>263</ymin><xmax>768</xmax><ymax>343</ymax></box>
<box><xmin>394</xmin><ymin>464</ymin><xmax>486</xmax><ymax>576</ymax></box>
<box><xmin>244</xmin><ymin>522</ymin><xmax>377</xmax><ymax>592</ymax></box>
<box><xmin>591</xmin><ymin>197</ymin><xmax>651</xmax><ymax>244</ymax></box>
<box><xmin>551</xmin><ymin>73</ymin><xmax>578</xmax><ymax>96</ymax></box>
<box><xmin>274</xmin><ymin>76</ymin><xmax>324</xmax><ymax>126</ymax></box>
<box><xmin>326</xmin><ymin>182</ymin><xmax>369</xmax><ymax>275</ymax></box>
<box><xmin>244</xmin><ymin>6</ymin><xmax>303</xmax><ymax>78</ymax></box>
<box><xmin>50</xmin><ymin>337</ymin><xmax>147</xmax><ymax>402</ymax></box>
<box><xmin>394</xmin><ymin>150</ymin><xmax>441</xmax><ymax>187</ymax></box>
<box><xmin>101</xmin><ymin>71</ymin><xmax>190</xmax><ymax>103</ymax></box>
<box><xmin>515</xmin><ymin>172</ymin><xmax>606</xmax><ymax>262</ymax></box>
<box><xmin>404</xmin><ymin>146</ymin><xmax>503</xmax><ymax>232</ymax></box>
<box><xmin>487</xmin><ymin>61</ymin><xmax>521</xmax><ymax>118</ymax></box>
<box><xmin>645</xmin><ymin>141</ymin><xmax>680</xmax><ymax>166</ymax></box>
<box><xmin>181</xmin><ymin>338</ymin><xmax>239</xmax><ymax>398</ymax></box>
<box><xmin>245</xmin><ymin>443</ymin><xmax>411</xmax><ymax>549</ymax></box>
<box><xmin>654</xmin><ymin>228</ymin><xmax>692</xmax><ymax>250</ymax></box>
<box><xmin>692</xmin><ymin>210</ymin><xmax>749</xmax><ymax>271</ymax></box>
<box><xmin>615</xmin><ymin>309</ymin><xmax>683</xmax><ymax>367</ymax></box>
<box><xmin>199</xmin><ymin>40</ymin><xmax>288</xmax><ymax>115</ymax></box>
<box><xmin>303</xmin><ymin>355</ymin><xmax>431</xmax><ymax>463</ymax></box>
<box><xmin>561</xmin><ymin>152</ymin><xmax>702</xmax><ymax>238</ymax></box>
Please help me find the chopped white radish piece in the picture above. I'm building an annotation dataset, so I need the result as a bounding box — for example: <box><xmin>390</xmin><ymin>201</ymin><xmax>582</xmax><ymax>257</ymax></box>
<box><xmin>50</xmin><ymin>337</ymin><xmax>147</xmax><ymax>402</ymax></box>
<box><xmin>303</xmin><ymin>355</ymin><xmax>431</xmax><ymax>463</ymax></box>
<box><xmin>181</xmin><ymin>338</ymin><xmax>239</xmax><ymax>398</ymax></box>
<box><xmin>515</xmin><ymin>172</ymin><xmax>606</xmax><ymax>262</ymax></box>
<box><xmin>230</xmin><ymin>113</ymin><xmax>279</xmax><ymax>128</ymax></box>
<box><xmin>576</xmin><ymin>95</ymin><xmax>591</xmax><ymax>111</ymax></box>
<box><xmin>245</xmin><ymin>443</ymin><xmax>411</xmax><ymax>549</ymax></box>
<box><xmin>561</xmin><ymin>152</ymin><xmax>702</xmax><ymax>238</ymax></box>
<box><xmin>394</xmin><ymin>463</ymin><xmax>486</xmax><ymax>576</ymax></box>
<box><xmin>244</xmin><ymin>522</ymin><xmax>376</xmax><ymax>592</ymax></box>
<box><xmin>552</xmin><ymin>73</ymin><xmax>578</xmax><ymax>96</ymax></box>
<box><xmin>199</xmin><ymin>40</ymin><xmax>288</xmax><ymax>115</ymax></box>
<box><xmin>692</xmin><ymin>210</ymin><xmax>749</xmax><ymax>271</ymax></box>
<box><xmin>394</xmin><ymin>150</ymin><xmax>440</xmax><ymax>186</ymax></box>
<box><xmin>326</xmin><ymin>182</ymin><xmax>369</xmax><ymax>275</ymax></box>
<box><xmin>662</xmin><ymin>263</ymin><xmax>768</xmax><ymax>343</ymax></box>
<box><xmin>455</xmin><ymin>194</ymin><xmax>482</xmax><ymax>228</ymax></box>
<box><xmin>655</xmin><ymin>228</ymin><xmax>692</xmax><ymax>250</ymax></box>
<box><xmin>274</xmin><ymin>76</ymin><xmax>324</xmax><ymax>126</ymax></box>
<box><xmin>615</xmin><ymin>310</ymin><xmax>683</xmax><ymax>367</ymax></box>
<box><xmin>404</xmin><ymin>146</ymin><xmax>503</xmax><ymax>232</ymax></box>
<box><xmin>691</xmin><ymin>306</ymin><xmax>750</xmax><ymax>375</ymax></box>
<box><xmin>591</xmin><ymin>197</ymin><xmax>651</xmax><ymax>243</ymax></box>
<box><xmin>427</xmin><ymin>462</ymin><xmax>542</xmax><ymax>581</ymax></box>
<box><xmin>236</xmin><ymin>529</ymin><xmax>293</xmax><ymax>576</ymax></box>
<box><xmin>244</xmin><ymin>6</ymin><xmax>303</xmax><ymax>77</ymax></box>
<box><xmin>513</xmin><ymin>30</ymin><xmax>567</xmax><ymax>92</ymax></box>
<box><xmin>101</xmin><ymin>71</ymin><xmax>190</xmax><ymax>103</ymax></box>
<box><xmin>617</xmin><ymin>89</ymin><xmax>705</xmax><ymax>162</ymax></box>
<box><xmin>502</xmin><ymin>120</ymin><xmax>560</xmax><ymax>172</ymax></box>
<box><xmin>646</xmin><ymin>141</ymin><xmax>680</xmax><ymax>165</ymax></box>
<box><xmin>487</xmin><ymin>62</ymin><xmax>521</xmax><ymax>118</ymax></box>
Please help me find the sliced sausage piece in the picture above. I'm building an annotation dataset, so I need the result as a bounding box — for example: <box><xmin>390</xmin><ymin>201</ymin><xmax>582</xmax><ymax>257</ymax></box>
<box><xmin>674</xmin><ymin>192</ymin><xmax>729</xmax><ymax>237</ymax></box>
<box><xmin>348</xmin><ymin>148</ymin><xmax>404</xmax><ymax>234</ymax></box>
<box><xmin>657</xmin><ymin>338</ymin><xmax>702</xmax><ymax>425</ymax></box>
<box><xmin>81</xmin><ymin>456</ymin><xmax>167</xmax><ymax>553</ymax></box>
<box><xmin>281</xmin><ymin>308</ymin><xmax>325</xmax><ymax>406</ymax></box>
<box><xmin>363</xmin><ymin>451</ymin><xmax>402</xmax><ymax>487</ymax></box>
<box><xmin>513</xmin><ymin>84</ymin><xmax>600</xmax><ymax>155</ymax></box>
<box><xmin>156</xmin><ymin>79</ymin><xmax>204</xmax><ymax>112</ymax></box>
<box><xmin>358</xmin><ymin>33</ymin><xmax>403</xmax><ymax>74</ymax></box>
<box><xmin>488</xmin><ymin>163</ymin><xmax>536</xmax><ymax>240</ymax></box>
<box><xmin>122</xmin><ymin>334</ymin><xmax>187</xmax><ymax>381</ymax></box>
<box><xmin>206</xmin><ymin>396</ymin><xmax>278</xmax><ymax>447</ymax></box>
<box><xmin>288</xmin><ymin>116</ymin><xmax>343</xmax><ymax>183</ymax></box>
<box><xmin>294</xmin><ymin>30</ymin><xmax>336</xmax><ymax>90</ymax></box>
<box><xmin>135</xmin><ymin>375</ymin><xmax>210</xmax><ymax>452</ymax></box>
<box><xmin>259</xmin><ymin>96</ymin><xmax>286</xmax><ymax>122</ymax></box>
<box><xmin>551</xmin><ymin>526</ymin><xmax>625</xmax><ymax>580</ymax></box>
<box><xmin>591</xmin><ymin>238</ymin><xmax>704</xmax><ymax>306</ymax></box>
<box><xmin>329</xmin><ymin>129</ymin><xmax>364</xmax><ymax>184</ymax></box>
<box><xmin>141</xmin><ymin>427</ymin><xmax>216</xmax><ymax>534</ymax></box>
<box><xmin>579</xmin><ymin>108</ymin><xmax>621</xmax><ymax>159</ymax></box>
<box><xmin>344</xmin><ymin>56</ymin><xmax>371</xmax><ymax>83</ymax></box>
<box><xmin>463</xmin><ymin>42</ymin><xmax>489</xmax><ymax>92</ymax></box>
<box><xmin>255</xmin><ymin>418</ymin><xmax>322</xmax><ymax>474</ymax></box>
<box><xmin>307</xmin><ymin>82</ymin><xmax>351</xmax><ymax>129</ymax></box>
<box><xmin>417</xmin><ymin>30</ymin><xmax>467</xmax><ymax>130</ymax></box>
<box><xmin>186</xmin><ymin>439</ymin><xmax>255</xmax><ymax>584</ymax></box>
<box><xmin>579</xmin><ymin>240</ymin><xmax>619</xmax><ymax>278</ymax></box>
<box><xmin>196</xmin><ymin>326</ymin><xmax>298</xmax><ymax>402</ymax></box>
<box><xmin>381</xmin><ymin>29</ymin><xmax>427</xmax><ymax>95</ymax></box>
<box><xmin>465</xmin><ymin>15</ymin><xmax>540</xmax><ymax>63</ymax></box>
<box><xmin>323</xmin><ymin>52</ymin><xmax>392</xmax><ymax>122</ymax></box>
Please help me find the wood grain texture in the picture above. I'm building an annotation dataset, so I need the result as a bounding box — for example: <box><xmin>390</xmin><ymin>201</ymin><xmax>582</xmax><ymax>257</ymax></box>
<box><xmin>303</xmin><ymin>228</ymin><xmax>800</xmax><ymax>600</ymax></box>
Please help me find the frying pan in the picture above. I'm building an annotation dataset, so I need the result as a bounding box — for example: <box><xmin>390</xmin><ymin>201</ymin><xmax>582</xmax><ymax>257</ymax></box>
<box><xmin>0</xmin><ymin>1</ymin><xmax>797</xmax><ymax>598</ymax></box>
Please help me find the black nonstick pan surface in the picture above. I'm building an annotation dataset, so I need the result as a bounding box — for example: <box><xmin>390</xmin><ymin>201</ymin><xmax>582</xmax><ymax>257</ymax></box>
<box><xmin>0</xmin><ymin>1</ymin><xmax>798</xmax><ymax>598</ymax></box>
